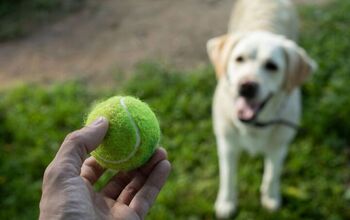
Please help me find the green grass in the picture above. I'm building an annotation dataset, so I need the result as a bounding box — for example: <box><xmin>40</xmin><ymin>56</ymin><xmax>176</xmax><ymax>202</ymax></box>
<box><xmin>0</xmin><ymin>0</ymin><xmax>350</xmax><ymax>219</ymax></box>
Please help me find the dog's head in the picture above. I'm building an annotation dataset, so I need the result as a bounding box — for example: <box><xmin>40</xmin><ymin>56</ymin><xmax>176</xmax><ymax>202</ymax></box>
<box><xmin>207</xmin><ymin>31</ymin><xmax>317</xmax><ymax>121</ymax></box>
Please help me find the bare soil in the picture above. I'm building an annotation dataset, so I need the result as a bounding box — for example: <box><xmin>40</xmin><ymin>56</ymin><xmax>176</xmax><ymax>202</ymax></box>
<box><xmin>0</xmin><ymin>0</ymin><xmax>329</xmax><ymax>87</ymax></box>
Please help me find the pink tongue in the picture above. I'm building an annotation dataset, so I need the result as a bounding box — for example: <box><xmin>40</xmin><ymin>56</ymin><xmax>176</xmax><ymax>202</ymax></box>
<box><xmin>236</xmin><ymin>97</ymin><xmax>258</xmax><ymax>121</ymax></box>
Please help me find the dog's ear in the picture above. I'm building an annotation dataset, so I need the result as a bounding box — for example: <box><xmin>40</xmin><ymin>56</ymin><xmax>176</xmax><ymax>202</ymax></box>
<box><xmin>207</xmin><ymin>34</ymin><xmax>242</xmax><ymax>79</ymax></box>
<box><xmin>283</xmin><ymin>41</ymin><xmax>317</xmax><ymax>92</ymax></box>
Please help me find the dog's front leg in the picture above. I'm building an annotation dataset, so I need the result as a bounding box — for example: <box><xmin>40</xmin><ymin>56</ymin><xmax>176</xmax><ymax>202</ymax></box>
<box><xmin>215</xmin><ymin>134</ymin><xmax>240</xmax><ymax>219</ymax></box>
<box><xmin>261</xmin><ymin>146</ymin><xmax>288</xmax><ymax>211</ymax></box>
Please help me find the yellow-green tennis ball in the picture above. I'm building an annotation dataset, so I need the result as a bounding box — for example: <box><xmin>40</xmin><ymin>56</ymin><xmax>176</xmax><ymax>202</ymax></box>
<box><xmin>85</xmin><ymin>96</ymin><xmax>160</xmax><ymax>171</ymax></box>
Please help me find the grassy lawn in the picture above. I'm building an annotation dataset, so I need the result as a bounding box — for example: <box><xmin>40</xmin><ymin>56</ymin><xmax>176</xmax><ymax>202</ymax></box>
<box><xmin>1</xmin><ymin>0</ymin><xmax>350</xmax><ymax>219</ymax></box>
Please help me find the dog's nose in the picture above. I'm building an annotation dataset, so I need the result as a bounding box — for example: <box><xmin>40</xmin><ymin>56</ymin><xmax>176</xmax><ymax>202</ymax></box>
<box><xmin>239</xmin><ymin>81</ymin><xmax>259</xmax><ymax>99</ymax></box>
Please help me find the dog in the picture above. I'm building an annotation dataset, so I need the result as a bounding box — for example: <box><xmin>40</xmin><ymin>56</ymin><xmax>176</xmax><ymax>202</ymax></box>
<box><xmin>207</xmin><ymin>0</ymin><xmax>317</xmax><ymax>218</ymax></box>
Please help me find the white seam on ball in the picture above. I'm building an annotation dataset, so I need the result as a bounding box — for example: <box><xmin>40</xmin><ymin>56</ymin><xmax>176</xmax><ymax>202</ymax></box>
<box><xmin>94</xmin><ymin>98</ymin><xmax>141</xmax><ymax>164</ymax></box>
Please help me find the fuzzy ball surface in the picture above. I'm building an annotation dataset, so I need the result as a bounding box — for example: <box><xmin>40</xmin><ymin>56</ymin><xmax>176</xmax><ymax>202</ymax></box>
<box><xmin>85</xmin><ymin>96</ymin><xmax>160</xmax><ymax>171</ymax></box>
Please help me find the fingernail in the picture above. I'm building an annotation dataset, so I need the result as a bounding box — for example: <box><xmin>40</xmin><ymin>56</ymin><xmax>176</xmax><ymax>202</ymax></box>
<box><xmin>90</xmin><ymin>116</ymin><xmax>106</xmax><ymax>126</ymax></box>
<box><xmin>158</xmin><ymin>147</ymin><xmax>168</xmax><ymax>158</ymax></box>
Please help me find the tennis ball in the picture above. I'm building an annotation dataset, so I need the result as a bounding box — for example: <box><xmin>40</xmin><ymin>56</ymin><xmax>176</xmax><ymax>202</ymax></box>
<box><xmin>85</xmin><ymin>96</ymin><xmax>160</xmax><ymax>171</ymax></box>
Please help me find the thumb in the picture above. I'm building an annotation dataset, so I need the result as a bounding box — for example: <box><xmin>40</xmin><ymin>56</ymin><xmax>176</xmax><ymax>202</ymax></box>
<box><xmin>53</xmin><ymin>117</ymin><xmax>109</xmax><ymax>176</ymax></box>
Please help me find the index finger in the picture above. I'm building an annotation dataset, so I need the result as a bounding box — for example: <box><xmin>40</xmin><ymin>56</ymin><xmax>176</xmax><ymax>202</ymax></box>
<box><xmin>80</xmin><ymin>156</ymin><xmax>106</xmax><ymax>185</ymax></box>
<box><xmin>100</xmin><ymin>148</ymin><xmax>168</xmax><ymax>200</ymax></box>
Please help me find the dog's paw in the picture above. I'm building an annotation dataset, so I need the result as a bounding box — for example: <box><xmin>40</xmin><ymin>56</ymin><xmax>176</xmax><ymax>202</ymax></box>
<box><xmin>261</xmin><ymin>194</ymin><xmax>281</xmax><ymax>211</ymax></box>
<box><xmin>215</xmin><ymin>200</ymin><xmax>237</xmax><ymax>219</ymax></box>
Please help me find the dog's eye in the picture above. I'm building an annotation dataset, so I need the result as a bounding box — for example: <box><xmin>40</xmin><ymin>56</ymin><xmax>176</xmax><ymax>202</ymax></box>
<box><xmin>236</xmin><ymin>56</ymin><xmax>244</xmax><ymax>63</ymax></box>
<box><xmin>265</xmin><ymin>61</ymin><xmax>278</xmax><ymax>72</ymax></box>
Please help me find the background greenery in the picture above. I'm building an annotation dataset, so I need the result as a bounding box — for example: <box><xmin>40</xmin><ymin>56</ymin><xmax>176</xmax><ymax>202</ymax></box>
<box><xmin>0</xmin><ymin>0</ymin><xmax>350</xmax><ymax>219</ymax></box>
<box><xmin>0</xmin><ymin>0</ymin><xmax>85</xmax><ymax>41</ymax></box>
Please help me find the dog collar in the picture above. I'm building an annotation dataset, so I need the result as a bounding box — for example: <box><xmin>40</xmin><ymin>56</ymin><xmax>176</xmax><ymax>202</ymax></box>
<box><xmin>241</xmin><ymin>118</ymin><xmax>299</xmax><ymax>130</ymax></box>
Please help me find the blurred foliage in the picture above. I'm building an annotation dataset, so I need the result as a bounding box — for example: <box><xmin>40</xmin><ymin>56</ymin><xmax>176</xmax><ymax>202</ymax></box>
<box><xmin>300</xmin><ymin>0</ymin><xmax>350</xmax><ymax>149</ymax></box>
<box><xmin>0</xmin><ymin>0</ymin><xmax>85</xmax><ymax>41</ymax></box>
<box><xmin>0</xmin><ymin>0</ymin><xmax>350</xmax><ymax>219</ymax></box>
<box><xmin>0</xmin><ymin>82</ymin><xmax>94</xmax><ymax>218</ymax></box>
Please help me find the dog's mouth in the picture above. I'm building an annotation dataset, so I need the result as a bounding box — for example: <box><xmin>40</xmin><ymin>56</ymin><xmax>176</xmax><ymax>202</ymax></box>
<box><xmin>236</xmin><ymin>97</ymin><xmax>260</xmax><ymax>121</ymax></box>
<box><xmin>236</xmin><ymin>94</ymin><xmax>272</xmax><ymax>122</ymax></box>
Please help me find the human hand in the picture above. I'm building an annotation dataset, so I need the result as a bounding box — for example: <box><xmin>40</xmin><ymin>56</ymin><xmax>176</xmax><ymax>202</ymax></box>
<box><xmin>39</xmin><ymin>117</ymin><xmax>171</xmax><ymax>220</ymax></box>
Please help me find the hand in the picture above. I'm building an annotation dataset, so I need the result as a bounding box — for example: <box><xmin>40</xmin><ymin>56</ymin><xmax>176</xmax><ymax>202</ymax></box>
<box><xmin>39</xmin><ymin>117</ymin><xmax>171</xmax><ymax>220</ymax></box>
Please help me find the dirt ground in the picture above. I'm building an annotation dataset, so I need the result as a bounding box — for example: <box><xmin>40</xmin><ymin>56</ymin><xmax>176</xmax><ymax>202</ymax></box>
<box><xmin>0</xmin><ymin>0</ymin><xmax>328</xmax><ymax>87</ymax></box>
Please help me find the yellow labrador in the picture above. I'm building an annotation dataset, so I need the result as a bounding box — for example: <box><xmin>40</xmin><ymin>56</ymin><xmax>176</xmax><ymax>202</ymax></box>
<box><xmin>207</xmin><ymin>0</ymin><xmax>316</xmax><ymax>218</ymax></box>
